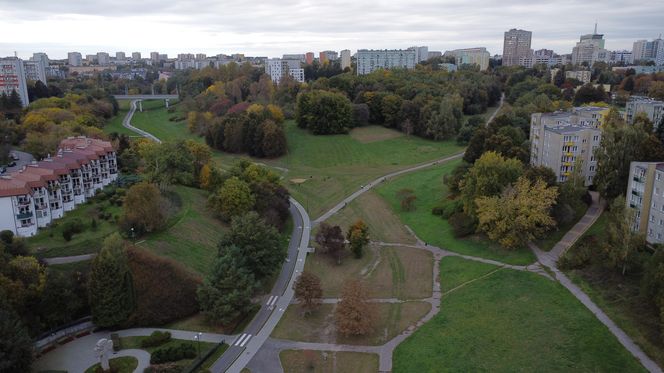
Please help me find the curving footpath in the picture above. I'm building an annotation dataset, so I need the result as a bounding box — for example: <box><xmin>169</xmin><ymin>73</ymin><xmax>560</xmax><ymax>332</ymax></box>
<box><xmin>123</xmin><ymin>99</ymin><xmax>162</xmax><ymax>143</ymax></box>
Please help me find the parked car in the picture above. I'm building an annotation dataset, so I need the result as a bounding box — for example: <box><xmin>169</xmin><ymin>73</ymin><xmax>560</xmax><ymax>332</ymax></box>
<box><xmin>7</xmin><ymin>161</ymin><xmax>16</xmax><ymax>167</ymax></box>
<box><xmin>0</xmin><ymin>167</ymin><xmax>6</xmax><ymax>175</ymax></box>
<box><xmin>10</xmin><ymin>152</ymin><xmax>18</xmax><ymax>161</ymax></box>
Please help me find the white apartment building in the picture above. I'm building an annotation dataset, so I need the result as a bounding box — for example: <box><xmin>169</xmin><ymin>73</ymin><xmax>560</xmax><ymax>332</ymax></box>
<box><xmin>0</xmin><ymin>57</ymin><xmax>30</xmax><ymax>107</ymax></box>
<box><xmin>355</xmin><ymin>49</ymin><xmax>416</xmax><ymax>75</ymax></box>
<box><xmin>97</xmin><ymin>52</ymin><xmax>110</xmax><ymax>66</ymax></box>
<box><xmin>446</xmin><ymin>48</ymin><xmax>490</xmax><ymax>71</ymax></box>
<box><xmin>340</xmin><ymin>50</ymin><xmax>351</xmax><ymax>70</ymax></box>
<box><xmin>0</xmin><ymin>137</ymin><xmax>117</xmax><ymax>237</ymax></box>
<box><xmin>32</xmin><ymin>53</ymin><xmax>49</xmax><ymax>66</ymax></box>
<box><xmin>68</xmin><ymin>52</ymin><xmax>83</xmax><ymax>67</ymax></box>
<box><xmin>626</xmin><ymin>96</ymin><xmax>664</xmax><ymax>126</ymax></box>
<box><xmin>265</xmin><ymin>58</ymin><xmax>304</xmax><ymax>83</ymax></box>
<box><xmin>565</xmin><ymin>70</ymin><xmax>591</xmax><ymax>84</ymax></box>
<box><xmin>132</xmin><ymin>52</ymin><xmax>141</xmax><ymax>61</ymax></box>
<box><xmin>530</xmin><ymin>107</ymin><xmax>607</xmax><ymax>186</ymax></box>
<box><xmin>632</xmin><ymin>39</ymin><xmax>664</xmax><ymax>65</ymax></box>
<box><xmin>626</xmin><ymin>162</ymin><xmax>664</xmax><ymax>244</ymax></box>
<box><xmin>408</xmin><ymin>46</ymin><xmax>429</xmax><ymax>63</ymax></box>
<box><xmin>23</xmin><ymin>60</ymin><xmax>47</xmax><ymax>84</ymax></box>
<box><xmin>571</xmin><ymin>27</ymin><xmax>607</xmax><ymax>66</ymax></box>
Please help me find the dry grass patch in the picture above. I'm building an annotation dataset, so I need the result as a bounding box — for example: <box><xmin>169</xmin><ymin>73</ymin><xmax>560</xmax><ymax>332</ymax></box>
<box><xmin>325</xmin><ymin>191</ymin><xmax>416</xmax><ymax>245</ymax></box>
<box><xmin>272</xmin><ymin>301</ymin><xmax>431</xmax><ymax>345</ymax></box>
<box><xmin>350</xmin><ymin>125</ymin><xmax>404</xmax><ymax>143</ymax></box>
<box><xmin>280</xmin><ymin>350</ymin><xmax>379</xmax><ymax>373</ymax></box>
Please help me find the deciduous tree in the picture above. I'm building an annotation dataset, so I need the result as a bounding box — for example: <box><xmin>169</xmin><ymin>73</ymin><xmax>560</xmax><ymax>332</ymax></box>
<box><xmin>121</xmin><ymin>183</ymin><xmax>165</xmax><ymax>235</ymax></box>
<box><xmin>604</xmin><ymin>199</ymin><xmax>646</xmax><ymax>275</ymax></box>
<box><xmin>335</xmin><ymin>279</ymin><xmax>375</xmax><ymax>337</ymax></box>
<box><xmin>315</xmin><ymin>223</ymin><xmax>345</xmax><ymax>264</ymax></box>
<box><xmin>347</xmin><ymin>220</ymin><xmax>370</xmax><ymax>259</ymax></box>
<box><xmin>208</xmin><ymin>177</ymin><xmax>255</xmax><ymax>221</ymax></box>
<box><xmin>293</xmin><ymin>271</ymin><xmax>322</xmax><ymax>316</ymax></box>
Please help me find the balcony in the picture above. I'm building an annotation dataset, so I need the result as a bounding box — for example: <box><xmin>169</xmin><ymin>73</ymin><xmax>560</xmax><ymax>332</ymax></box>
<box><xmin>632</xmin><ymin>190</ymin><xmax>642</xmax><ymax>197</ymax></box>
<box><xmin>16</xmin><ymin>211</ymin><xmax>33</xmax><ymax>219</ymax></box>
<box><xmin>633</xmin><ymin>176</ymin><xmax>645</xmax><ymax>183</ymax></box>
<box><xmin>16</xmin><ymin>199</ymin><xmax>31</xmax><ymax>206</ymax></box>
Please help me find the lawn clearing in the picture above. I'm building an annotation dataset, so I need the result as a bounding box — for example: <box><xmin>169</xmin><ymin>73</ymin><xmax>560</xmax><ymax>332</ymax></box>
<box><xmin>129</xmin><ymin>100</ymin><xmax>203</xmax><ymax>143</ymax></box>
<box><xmin>85</xmin><ymin>356</ymin><xmax>137</xmax><ymax>373</ymax></box>
<box><xmin>374</xmin><ymin>159</ymin><xmax>536</xmax><ymax>265</ymax></box>
<box><xmin>304</xmin><ymin>245</ymin><xmax>432</xmax><ymax>299</ymax></box>
<box><xmin>137</xmin><ymin>185</ymin><xmax>227</xmax><ymax>276</ymax></box>
<box><xmin>323</xmin><ymin>190</ymin><xmax>416</xmax><ymax>245</ymax></box>
<box><xmin>392</xmin><ymin>257</ymin><xmax>646</xmax><ymax>372</ymax></box>
<box><xmin>350</xmin><ymin>125</ymin><xmax>404</xmax><ymax>143</ymax></box>
<box><xmin>279</xmin><ymin>350</ymin><xmax>379</xmax><ymax>373</ymax></box>
<box><xmin>438</xmin><ymin>256</ymin><xmax>502</xmax><ymax>293</ymax></box>
<box><xmin>272</xmin><ymin>301</ymin><xmax>431</xmax><ymax>346</ymax></box>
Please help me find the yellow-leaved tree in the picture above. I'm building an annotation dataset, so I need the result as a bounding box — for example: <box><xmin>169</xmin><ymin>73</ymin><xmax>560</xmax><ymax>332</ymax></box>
<box><xmin>476</xmin><ymin>176</ymin><xmax>558</xmax><ymax>250</ymax></box>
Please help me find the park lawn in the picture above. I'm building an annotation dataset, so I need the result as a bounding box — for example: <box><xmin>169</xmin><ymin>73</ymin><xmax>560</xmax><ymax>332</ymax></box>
<box><xmin>130</xmin><ymin>100</ymin><xmax>203</xmax><ymax>143</ymax></box>
<box><xmin>29</xmin><ymin>195</ymin><xmax>123</xmax><ymax>259</ymax></box>
<box><xmin>374</xmin><ymin>160</ymin><xmax>536</xmax><ymax>265</ymax></box>
<box><xmin>537</xmin><ymin>202</ymin><xmax>589</xmax><ymax>251</ymax></box>
<box><xmin>46</xmin><ymin>260</ymin><xmax>91</xmax><ymax>275</ymax></box>
<box><xmin>137</xmin><ymin>185</ymin><xmax>227</xmax><ymax>276</ymax></box>
<box><xmin>279</xmin><ymin>350</ymin><xmax>379</xmax><ymax>373</ymax></box>
<box><xmin>103</xmin><ymin>103</ymin><xmax>135</xmax><ymax>137</ymax></box>
<box><xmin>304</xmin><ymin>245</ymin><xmax>432</xmax><ymax>299</ymax></box>
<box><xmin>438</xmin><ymin>256</ymin><xmax>503</xmax><ymax>293</ymax></box>
<box><xmin>392</xmin><ymin>258</ymin><xmax>646</xmax><ymax>373</ymax></box>
<box><xmin>272</xmin><ymin>301</ymin><xmax>431</xmax><ymax>346</ymax></box>
<box><xmin>323</xmin><ymin>190</ymin><xmax>416</xmax><ymax>245</ymax></box>
<box><xmin>198</xmin><ymin>343</ymin><xmax>230</xmax><ymax>371</ymax></box>
<box><xmin>85</xmin><ymin>356</ymin><xmax>137</xmax><ymax>373</ymax></box>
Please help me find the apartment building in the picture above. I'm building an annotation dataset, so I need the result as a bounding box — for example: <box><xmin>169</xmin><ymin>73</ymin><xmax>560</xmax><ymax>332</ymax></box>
<box><xmin>0</xmin><ymin>137</ymin><xmax>117</xmax><ymax>237</ymax></box>
<box><xmin>319</xmin><ymin>51</ymin><xmax>338</xmax><ymax>64</ymax></box>
<box><xmin>340</xmin><ymin>50</ymin><xmax>351</xmax><ymax>70</ymax></box>
<box><xmin>408</xmin><ymin>46</ymin><xmax>429</xmax><ymax>63</ymax></box>
<box><xmin>23</xmin><ymin>60</ymin><xmax>47</xmax><ymax>84</ymax></box>
<box><xmin>502</xmin><ymin>29</ymin><xmax>532</xmax><ymax>66</ymax></box>
<box><xmin>97</xmin><ymin>52</ymin><xmax>110</xmax><ymax>66</ymax></box>
<box><xmin>565</xmin><ymin>70</ymin><xmax>591</xmax><ymax>84</ymax></box>
<box><xmin>305</xmin><ymin>52</ymin><xmax>314</xmax><ymax>65</ymax></box>
<box><xmin>355</xmin><ymin>49</ymin><xmax>416</xmax><ymax>75</ymax></box>
<box><xmin>626</xmin><ymin>96</ymin><xmax>664</xmax><ymax>126</ymax></box>
<box><xmin>632</xmin><ymin>38</ymin><xmax>664</xmax><ymax>65</ymax></box>
<box><xmin>530</xmin><ymin>107</ymin><xmax>608</xmax><ymax>185</ymax></box>
<box><xmin>265</xmin><ymin>58</ymin><xmax>305</xmax><ymax>83</ymax></box>
<box><xmin>68</xmin><ymin>52</ymin><xmax>83</xmax><ymax>67</ymax></box>
<box><xmin>0</xmin><ymin>57</ymin><xmax>29</xmax><ymax>107</ymax></box>
<box><xmin>571</xmin><ymin>26</ymin><xmax>607</xmax><ymax>66</ymax></box>
<box><xmin>626</xmin><ymin>162</ymin><xmax>664</xmax><ymax>244</ymax></box>
<box><xmin>446</xmin><ymin>48</ymin><xmax>490</xmax><ymax>71</ymax></box>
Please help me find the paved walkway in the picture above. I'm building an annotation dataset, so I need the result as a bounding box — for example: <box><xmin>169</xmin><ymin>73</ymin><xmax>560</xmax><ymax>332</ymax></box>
<box><xmin>530</xmin><ymin>193</ymin><xmax>662</xmax><ymax>373</ymax></box>
<box><xmin>33</xmin><ymin>327</ymin><xmax>224</xmax><ymax>373</ymax></box>
<box><xmin>123</xmin><ymin>99</ymin><xmax>162</xmax><ymax>143</ymax></box>
<box><xmin>42</xmin><ymin>253</ymin><xmax>96</xmax><ymax>265</ymax></box>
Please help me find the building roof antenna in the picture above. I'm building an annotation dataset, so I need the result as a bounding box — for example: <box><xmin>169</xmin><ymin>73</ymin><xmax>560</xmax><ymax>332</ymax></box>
<box><xmin>594</xmin><ymin>21</ymin><xmax>597</xmax><ymax>34</ymax></box>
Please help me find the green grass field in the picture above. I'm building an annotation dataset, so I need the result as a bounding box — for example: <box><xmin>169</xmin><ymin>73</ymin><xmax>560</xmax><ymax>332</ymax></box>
<box><xmin>137</xmin><ymin>185</ymin><xmax>227</xmax><ymax>276</ymax></box>
<box><xmin>280</xmin><ymin>350</ymin><xmax>379</xmax><ymax>373</ymax></box>
<box><xmin>392</xmin><ymin>257</ymin><xmax>646</xmax><ymax>372</ymax></box>
<box><xmin>374</xmin><ymin>160</ymin><xmax>536</xmax><ymax>265</ymax></box>
<box><xmin>85</xmin><ymin>356</ymin><xmax>137</xmax><ymax>373</ymax></box>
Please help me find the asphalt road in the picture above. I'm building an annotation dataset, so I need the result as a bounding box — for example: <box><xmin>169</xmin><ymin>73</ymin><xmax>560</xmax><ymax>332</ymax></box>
<box><xmin>3</xmin><ymin>149</ymin><xmax>34</xmax><ymax>173</ymax></box>
<box><xmin>209</xmin><ymin>199</ymin><xmax>311</xmax><ymax>373</ymax></box>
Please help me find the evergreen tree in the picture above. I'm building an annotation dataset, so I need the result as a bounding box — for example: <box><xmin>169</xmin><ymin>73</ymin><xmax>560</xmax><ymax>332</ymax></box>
<box><xmin>88</xmin><ymin>233</ymin><xmax>134</xmax><ymax>328</ymax></box>
<box><xmin>0</xmin><ymin>297</ymin><xmax>33</xmax><ymax>373</ymax></box>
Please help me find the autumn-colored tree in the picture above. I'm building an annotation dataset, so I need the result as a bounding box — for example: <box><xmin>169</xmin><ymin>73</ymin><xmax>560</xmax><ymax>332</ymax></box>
<box><xmin>293</xmin><ymin>271</ymin><xmax>322</xmax><ymax>316</ymax></box>
<box><xmin>208</xmin><ymin>177</ymin><xmax>255</xmax><ymax>221</ymax></box>
<box><xmin>121</xmin><ymin>182</ymin><xmax>165</xmax><ymax>235</ymax></box>
<box><xmin>460</xmin><ymin>151</ymin><xmax>524</xmax><ymax>218</ymax></box>
<box><xmin>315</xmin><ymin>223</ymin><xmax>346</xmax><ymax>264</ymax></box>
<box><xmin>199</xmin><ymin>163</ymin><xmax>212</xmax><ymax>190</ymax></box>
<box><xmin>260</xmin><ymin>120</ymin><xmax>287</xmax><ymax>158</ymax></box>
<box><xmin>184</xmin><ymin>139</ymin><xmax>212</xmax><ymax>180</ymax></box>
<box><xmin>347</xmin><ymin>220</ymin><xmax>370</xmax><ymax>259</ymax></box>
<box><xmin>335</xmin><ymin>279</ymin><xmax>375</xmax><ymax>337</ymax></box>
<box><xmin>396</xmin><ymin>188</ymin><xmax>417</xmax><ymax>211</ymax></box>
<box><xmin>476</xmin><ymin>176</ymin><xmax>558</xmax><ymax>250</ymax></box>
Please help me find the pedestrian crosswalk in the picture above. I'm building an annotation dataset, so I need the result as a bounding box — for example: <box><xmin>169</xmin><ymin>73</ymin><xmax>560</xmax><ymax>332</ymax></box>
<box><xmin>266</xmin><ymin>295</ymin><xmax>279</xmax><ymax>307</ymax></box>
<box><xmin>233</xmin><ymin>333</ymin><xmax>252</xmax><ymax>347</ymax></box>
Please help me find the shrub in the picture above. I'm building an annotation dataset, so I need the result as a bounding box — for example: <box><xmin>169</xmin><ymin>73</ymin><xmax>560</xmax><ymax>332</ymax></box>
<box><xmin>150</xmin><ymin>342</ymin><xmax>196</xmax><ymax>364</ymax></box>
<box><xmin>558</xmin><ymin>235</ymin><xmax>599</xmax><ymax>269</ymax></box>
<box><xmin>581</xmin><ymin>191</ymin><xmax>593</xmax><ymax>206</ymax></box>
<box><xmin>140</xmin><ymin>331</ymin><xmax>171</xmax><ymax>348</ymax></box>
<box><xmin>62</xmin><ymin>230</ymin><xmax>73</xmax><ymax>241</ymax></box>
<box><xmin>144</xmin><ymin>363</ymin><xmax>181</xmax><ymax>373</ymax></box>
<box><xmin>449</xmin><ymin>212</ymin><xmax>476</xmax><ymax>238</ymax></box>
<box><xmin>433</xmin><ymin>199</ymin><xmax>463</xmax><ymax>219</ymax></box>
<box><xmin>125</xmin><ymin>247</ymin><xmax>201</xmax><ymax>326</ymax></box>
<box><xmin>0</xmin><ymin>230</ymin><xmax>14</xmax><ymax>245</ymax></box>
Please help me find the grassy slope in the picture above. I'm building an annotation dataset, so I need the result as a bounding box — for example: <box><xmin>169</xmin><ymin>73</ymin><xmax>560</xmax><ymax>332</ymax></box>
<box><xmin>392</xmin><ymin>257</ymin><xmax>646</xmax><ymax>373</ymax></box>
<box><xmin>280</xmin><ymin>350</ymin><xmax>379</xmax><ymax>373</ymax></box>
<box><xmin>374</xmin><ymin>160</ymin><xmax>536</xmax><ymax>265</ymax></box>
<box><xmin>138</xmin><ymin>185</ymin><xmax>226</xmax><ymax>276</ymax></box>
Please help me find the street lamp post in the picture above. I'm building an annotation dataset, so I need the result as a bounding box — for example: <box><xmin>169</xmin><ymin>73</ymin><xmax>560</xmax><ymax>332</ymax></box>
<box><xmin>193</xmin><ymin>332</ymin><xmax>202</xmax><ymax>359</ymax></box>
<box><xmin>131</xmin><ymin>227</ymin><xmax>135</xmax><ymax>244</ymax></box>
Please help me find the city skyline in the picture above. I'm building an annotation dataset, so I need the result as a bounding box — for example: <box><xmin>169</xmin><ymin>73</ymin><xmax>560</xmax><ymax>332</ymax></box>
<box><xmin>1</xmin><ymin>0</ymin><xmax>663</xmax><ymax>59</ymax></box>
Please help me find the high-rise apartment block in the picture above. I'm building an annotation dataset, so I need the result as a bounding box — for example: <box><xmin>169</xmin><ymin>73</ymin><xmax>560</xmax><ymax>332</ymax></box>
<box><xmin>626</xmin><ymin>96</ymin><xmax>664</xmax><ymax>126</ymax></box>
<box><xmin>116</xmin><ymin>52</ymin><xmax>126</xmax><ymax>61</ymax></box>
<box><xmin>0</xmin><ymin>137</ymin><xmax>117</xmax><ymax>238</ymax></box>
<box><xmin>445</xmin><ymin>48</ymin><xmax>490</xmax><ymax>71</ymax></box>
<box><xmin>530</xmin><ymin>107</ymin><xmax>608</xmax><ymax>185</ymax></box>
<box><xmin>408</xmin><ymin>46</ymin><xmax>429</xmax><ymax>63</ymax></box>
<box><xmin>283</xmin><ymin>54</ymin><xmax>305</xmax><ymax>63</ymax></box>
<box><xmin>502</xmin><ymin>29</ymin><xmax>532</xmax><ymax>66</ymax></box>
<box><xmin>571</xmin><ymin>26</ymin><xmax>607</xmax><ymax>66</ymax></box>
<box><xmin>319</xmin><ymin>51</ymin><xmax>338</xmax><ymax>64</ymax></box>
<box><xmin>632</xmin><ymin>38</ymin><xmax>664</xmax><ymax>65</ymax></box>
<box><xmin>31</xmin><ymin>53</ymin><xmax>49</xmax><ymax>66</ymax></box>
<box><xmin>565</xmin><ymin>70</ymin><xmax>591</xmax><ymax>84</ymax></box>
<box><xmin>355</xmin><ymin>49</ymin><xmax>416</xmax><ymax>75</ymax></box>
<box><xmin>265</xmin><ymin>58</ymin><xmax>305</xmax><ymax>83</ymax></box>
<box><xmin>150</xmin><ymin>52</ymin><xmax>160</xmax><ymax>62</ymax></box>
<box><xmin>340</xmin><ymin>50</ymin><xmax>351</xmax><ymax>70</ymax></box>
<box><xmin>305</xmin><ymin>52</ymin><xmax>314</xmax><ymax>65</ymax></box>
<box><xmin>0</xmin><ymin>57</ymin><xmax>29</xmax><ymax>107</ymax></box>
<box><xmin>23</xmin><ymin>60</ymin><xmax>47</xmax><ymax>84</ymax></box>
<box><xmin>626</xmin><ymin>162</ymin><xmax>664</xmax><ymax>244</ymax></box>
<box><xmin>132</xmin><ymin>52</ymin><xmax>141</xmax><ymax>60</ymax></box>
<box><xmin>97</xmin><ymin>52</ymin><xmax>110</xmax><ymax>66</ymax></box>
<box><xmin>68</xmin><ymin>52</ymin><xmax>82</xmax><ymax>67</ymax></box>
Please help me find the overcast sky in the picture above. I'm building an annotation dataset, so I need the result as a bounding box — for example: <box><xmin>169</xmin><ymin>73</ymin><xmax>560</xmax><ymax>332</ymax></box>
<box><xmin>1</xmin><ymin>0</ymin><xmax>662</xmax><ymax>59</ymax></box>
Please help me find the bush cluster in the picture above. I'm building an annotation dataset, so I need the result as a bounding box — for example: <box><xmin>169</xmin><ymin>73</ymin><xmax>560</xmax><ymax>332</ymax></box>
<box><xmin>449</xmin><ymin>211</ymin><xmax>476</xmax><ymax>238</ymax></box>
<box><xmin>61</xmin><ymin>218</ymin><xmax>84</xmax><ymax>241</ymax></box>
<box><xmin>150</xmin><ymin>342</ymin><xmax>196</xmax><ymax>364</ymax></box>
<box><xmin>140</xmin><ymin>331</ymin><xmax>171</xmax><ymax>348</ymax></box>
<box><xmin>432</xmin><ymin>199</ymin><xmax>463</xmax><ymax>219</ymax></box>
